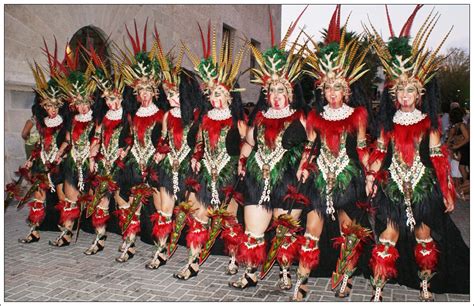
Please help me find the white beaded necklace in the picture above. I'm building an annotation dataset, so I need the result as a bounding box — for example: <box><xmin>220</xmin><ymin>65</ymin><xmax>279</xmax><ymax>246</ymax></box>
<box><xmin>136</xmin><ymin>103</ymin><xmax>159</xmax><ymax>117</ymax></box>
<box><xmin>170</xmin><ymin>107</ymin><xmax>182</xmax><ymax>118</ymax></box>
<box><xmin>393</xmin><ymin>109</ymin><xmax>426</xmax><ymax>125</ymax></box>
<box><xmin>75</xmin><ymin>109</ymin><xmax>93</xmax><ymax>122</ymax></box>
<box><xmin>44</xmin><ymin>115</ymin><xmax>63</xmax><ymax>128</ymax></box>
<box><xmin>263</xmin><ymin>105</ymin><xmax>295</xmax><ymax>119</ymax></box>
<box><xmin>207</xmin><ymin>107</ymin><xmax>232</xmax><ymax>121</ymax></box>
<box><xmin>322</xmin><ymin>104</ymin><xmax>354</xmax><ymax>121</ymax></box>
<box><xmin>105</xmin><ymin>108</ymin><xmax>123</xmax><ymax>121</ymax></box>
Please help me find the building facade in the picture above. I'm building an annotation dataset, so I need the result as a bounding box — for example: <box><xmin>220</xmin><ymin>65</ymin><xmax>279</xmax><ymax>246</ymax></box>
<box><xmin>4</xmin><ymin>4</ymin><xmax>281</xmax><ymax>181</ymax></box>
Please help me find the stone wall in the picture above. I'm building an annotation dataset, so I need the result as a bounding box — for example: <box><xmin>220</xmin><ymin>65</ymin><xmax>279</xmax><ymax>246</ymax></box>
<box><xmin>4</xmin><ymin>4</ymin><xmax>281</xmax><ymax>181</ymax></box>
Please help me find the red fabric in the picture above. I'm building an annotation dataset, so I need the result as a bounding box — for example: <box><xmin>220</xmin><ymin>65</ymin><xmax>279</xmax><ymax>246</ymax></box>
<box><xmin>185</xmin><ymin>217</ymin><xmax>209</xmax><ymax>249</ymax></box>
<box><xmin>55</xmin><ymin>200</ymin><xmax>80</xmax><ymax>224</ymax></box>
<box><xmin>123</xmin><ymin>217</ymin><xmax>141</xmax><ymax>238</ymax></box>
<box><xmin>167</xmin><ymin>111</ymin><xmax>184</xmax><ymax>150</ymax></box>
<box><xmin>236</xmin><ymin>237</ymin><xmax>266</xmax><ymax>267</ymax></box>
<box><xmin>277</xmin><ymin>236</ymin><xmax>301</xmax><ymax>265</ymax></box>
<box><xmin>72</xmin><ymin>119</ymin><xmax>92</xmax><ymax>143</ymax></box>
<box><xmin>254</xmin><ymin>110</ymin><xmax>302</xmax><ymax>149</ymax></box>
<box><xmin>155</xmin><ymin>137</ymin><xmax>171</xmax><ymax>154</ymax></box>
<box><xmin>92</xmin><ymin>209</ymin><xmax>110</xmax><ymax>228</ymax></box>
<box><xmin>297</xmin><ymin>235</ymin><xmax>321</xmax><ymax>270</ymax></box>
<box><xmin>430</xmin><ymin>145</ymin><xmax>456</xmax><ymax>203</ymax></box>
<box><xmin>392</xmin><ymin>116</ymin><xmax>431</xmax><ymax>166</ymax></box>
<box><xmin>28</xmin><ymin>201</ymin><xmax>45</xmax><ymax>224</ymax></box>
<box><xmin>307</xmin><ymin>107</ymin><xmax>367</xmax><ymax>155</ymax></box>
<box><xmin>356</xmin><ymin>146</ymin><xmax>369</xmax><ymax>171</ymax></box>
<box><xmin>221</xmin><ymin>223</ymin><xmax>244</xmax><ymax>255</ymax></box>
<box><xmin>414</xmin><ymin>241</ymin><xmax>439</xmax><ymax>271</ymax></box>
<box><xmin>283</xmin><ymin>184</ymin><xmax>310</xmax><ymax>206</ymax></box>
<box><xmin>201</xmin><ymin>115</ymin><xmax>233</xmax><ymax>150</ymax></box>
<box><xmin>42</xmin><ymin>125</ymin><xmax>62</xmax><ymax>151</ymax></box>
<box><xmin>368</xmin><ymin>149</ymin><xmax>387</xmax><ymax>167</ymax></box>
<box><xmin>133</xmin><ymin>110</ymin><xmax>164</xmax><ymax>145</ymax></box>
<box><xmin>102</xmin><ymin>116</ymin><xmax>121</xmax><ymax>147</ymax></box>
<box><xmin>369</xmin><ymin>244</ymin><xmax>399</xmax><ymax>280</ymax></box>
<box><xmin>151</xmin><ymin>212</ymin><xmax>173</xmax><ymax>240</ymax></box>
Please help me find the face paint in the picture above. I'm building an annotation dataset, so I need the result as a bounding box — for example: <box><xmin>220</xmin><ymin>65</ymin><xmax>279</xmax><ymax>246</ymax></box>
<box><xmin>268</xmin><ymin>82</ymin><xmax>289</xmax><ymax>109</ymax></box>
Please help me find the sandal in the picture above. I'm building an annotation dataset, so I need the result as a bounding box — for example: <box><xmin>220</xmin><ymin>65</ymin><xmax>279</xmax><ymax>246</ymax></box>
<box><xmin>146</xmin><ymin>250</ymin><xmax>168</xmax><ymax>270</ymax></box>
<box><xmin>229</xmin><ymin>270</ymin><xmax>258</xmax><ymax>289</ymax></box>
<box><xmin>18</xmin><ymin>231</ymin><xmax>40</xmax><ymax>244</ymax></box>
<box><xmin>335</xmin><ymin>274</ymin><xmax>353</xmax><ymax>298</ymax></box>
<box><xmin>84</xmin><ymin>235</ymin><xmax>107</xmax><ymax>255</ymax></box>
<box><xmin>118</xmin><ymin>240</ymin><xmax>127</xmax><ymax>252</ymax></box>
<box><xmin>278</xmin><ymin>267</ymin><xmax>292</xmax><ymax>290</ymax></box>
<box><xmin>371</xmin><ymin>286</ymin><xmax>383</xmax><ymax>302</ymax></box>
<box><xmin>225</xmin><ymin>257</ymin><xmax>238</xmax><ymax>275</ymax></box>
<box><xmin>49</xmin><ymin>227</ymin><xmax>73</xmax><ymax>247</ymax></box>
<box><xmin>115</xmin><ymin>243</ymin><xmax>135</xmax><ymax>263</ymax></box>
<box><xmin>174</xmin><ymin>263</ymin><xmax>199</xmax><ymax>280</ymax></box>
<box><xmin>291</xmin><ymin>276</ymin><xmax>308</xmax><ymax>301</ymax></box>
<box><xmin>419</xmin><ymin>278</ymin><xmax>434</xmax><ymax>302</ymax></box>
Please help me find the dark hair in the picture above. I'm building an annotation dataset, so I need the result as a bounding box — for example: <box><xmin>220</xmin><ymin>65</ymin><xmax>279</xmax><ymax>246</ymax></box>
<box><xmin>230</xmin><ymin>82</ymin><xmax>244</xmax><ymax>124</ymax></box>
<box><xmin>178</xmin><ymin>70</ymin><xmax>201</xmax><ymax>126</ymax></box>
<box><xmin>449</xmin><ymin>107</ymin><xmax>464</xmax><ymax>125</ymax></box>
<box><xmin>33</xmin><ymin>92</ymin><xmax>69</xmax><ymax>128</ymax></box>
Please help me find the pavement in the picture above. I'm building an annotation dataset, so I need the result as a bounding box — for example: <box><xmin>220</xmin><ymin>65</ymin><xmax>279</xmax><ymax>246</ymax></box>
<box><xmin>3</xmin><ymin>197</ymin><xmax>470</xmax><ymax>302</ymax></box>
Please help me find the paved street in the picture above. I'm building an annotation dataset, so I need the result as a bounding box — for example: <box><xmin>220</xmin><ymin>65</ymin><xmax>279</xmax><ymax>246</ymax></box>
<box><xmin>4</xmin><ymin>198</ymin><xmax>470</xmax><ymax>302</ymax></box>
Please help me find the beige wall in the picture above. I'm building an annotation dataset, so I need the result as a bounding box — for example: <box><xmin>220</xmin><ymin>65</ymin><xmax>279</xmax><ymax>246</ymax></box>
<box><xmin>5</xmin><ymin>4</ymin><xmax>281</xmax><ymax>181</ymax></box>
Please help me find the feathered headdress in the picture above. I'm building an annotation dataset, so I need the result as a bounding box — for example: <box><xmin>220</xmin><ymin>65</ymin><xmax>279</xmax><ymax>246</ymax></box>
<box><xmin>119</xmin><ymin>18</ymin><xmax>162</xmax><ymax>95</ymax></box>
<box><xmin>304</xmin><ymin>5</ymin><xmax>369</xmax><ymax>97</ymax></box>
<box><xmin>52</xmin><ymin>41</ymin><xmax>97</xmax><ymax>107</ymax></box>
<box><xmin>249</xmin><ymin>6</ymin><xmax>308</xmax><ymax>102</ymax></box>
<box><xmin>84</xmin><ymin>39</ymin><xmax>125</xmax><ymax>99</ymax></box>
<box><xmin>29</xmin><ymin>37</ymin><xmax>65</xmax><ymax>109</ymax></box>
<box><xmin>153</xmin><ymin>23</ymin><xmax>185</xmax><ymax>92</ymax></box>
<box><xmin>364</xmin><ymin>5</ymin><xmax>453</xmax><ymax>97</ymax></box>
<box><xmin>182</xmin><ymin>21</ymin><xmax>248</xmax><ymax>96</ymax></box>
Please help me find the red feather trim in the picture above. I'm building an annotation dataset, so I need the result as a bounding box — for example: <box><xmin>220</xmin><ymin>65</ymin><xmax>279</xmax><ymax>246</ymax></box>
<box><xmin>393</xmin><ymin>116</ymin><xmax>431</xmax><ymax>166</ymax></box>
<box><xmin>155</xmin><ymin>137</ymin><xmax>171</xmax><ymax>154</ymax></box>
<box><xmin>55</xmin><ymin>200</ymin><xmax>80</xmax><ymax>224</ymax></box>
<box><xmin>72</xmin><ymin>119</ymin><xmax>92</xmax><ymax>143</ymax></box>
<box><xmin>307</xmin><ymin>107</ymin><xmax>367</xmax><ymax>156</ymax></box>
<box><xmin>92</xmin><ymin>209</ymin><xmax>110</xmax><ymax>228</ymax></box>
<box><xmin>151</xmin><ymin>212</ymin><xmax>173</xmax><ymax>240</ymax></box>
<box><xmin>185</xmin><ymin>218</ymin><xmax>209</xmax><ymax>249</ymax></box>
<box><xmin>236</xmin><ymin>238</ymin><xmax>266</xmax><ymax>267</ymax></box>
<box><xmin>297</xmin><ymin>235</ymin><xmax>321</xmax><ymax>270</ymax></box>
<box><xmin>133</xmin><ymin>110</ymin><xmax>164</xmax><ymax>145</ymax></box>
<box><xmin>123</xmin><ymin>216</ymin><xmax>140</xmax><ymax>238</ymax></box>
<box><xmin>277</xmin><ymin>236</ymin><xmax>300</xmax><ymax>265</ymax></box>
<box><xmin>430</xmin><ymin>145</ymin><xmax>456</xmax><ymax>203</ymax></box>
<box><xmin>356</xmin><ymin>201</ymin><xmax>377</xmax><ymax>217</ymax></box>
<box><xmin>385</xmin><ymin>5</ymin><xmax>395</xmax><ymax>38</ymax></box>
<box><xmin>326</xmin><ymin>5</ymin><xmax>341</xmax><ymax>44</ymax></box>
<box><xmin>414</xmin><ymin>241</ymin><xmax>439</xmax><ymax>271</ymax></box>
<box><xmin>221</xmin><ymin>185</ymin><xmax>244</xmax><ymax>205</ymax></box>
<box><xmin>42</xmin><ymin>124</ymin><xmax>62</xmax><ymax>151</ymax></box>
<box><xmin>184</xmin><ymin>177</ymin><xmax>201</xmax><ymax>193</ymax></box>
<box><xmin>356</xmin><ymin>146</ymin><xmax>369</xmax><ymax>171</ymax></box>
<box><xmin>221</xmin><ymin>223</ymin><xmax>244</xmax><ymax>255</ymax></box>
<box><xmin>283</xmin><ymin>184</ymin><xmax>310</xmax><ymax>206</ymax></box>
<box><xmin>368</xmin><ymin>149</ymin><xmax>387</xmax><ymax>166</ymax></box>
<box><xmin>268</xmin><ymin>7</ymin><xmax>275</xmax><ymax>47</ymax></box>
<box><xmin>102</xmin><ymin>116</ymin><xmax>121</xmax><ymax>147</ymax></box>
<box><xmin>167</xmin><ymin>110</ymin><xmax>185</xmax><ymax>150</ymax></box>
<box><xmin>369</xmin><ymin>244</ymin><xmax>399</xmax><ymax>279</ymax></box>
<box><xmin>400</xmin><ymin>5</ymin><xmax>423</xmax><ymax>37</ymax></box>
<box><xmin>201</xmin><ymin>115</ymin><xmax>233</xmax><ymax>150</ymax></box>
<box><xmin>254</xmin><ymin>110</ymin><xmax>302</xmax><ymax>149</ymax></box>
<box><xmin>28</xmin><ymin>201</ymin><xmax>45</xmax><ymax>224</ymax></box>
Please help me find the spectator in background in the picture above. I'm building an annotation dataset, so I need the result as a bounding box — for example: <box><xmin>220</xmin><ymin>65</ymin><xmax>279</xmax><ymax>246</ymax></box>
<box><xmin>440</xmin><ymin>102</ymin><xmax>450</xmax><ymax>143</ymax></box>
<box><xmin>21</xmin><ymin>105</ymin><xmax>40</xmax><ymax>159</ymax></box>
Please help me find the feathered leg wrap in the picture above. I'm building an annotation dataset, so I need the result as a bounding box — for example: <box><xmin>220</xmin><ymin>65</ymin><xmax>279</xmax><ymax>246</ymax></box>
<box><xmin>151</xmin><ymin>210</ymin><xmax>173</xmax><ymax>242</ymax></box>
<box><xmin>185</xmin><ymin>216</ymin><xmax>209</xmax><ymax>250</ymax></box>
<box><xmin>297</xmin><ymin>233</ymin><xmax>321</xmax><ymax>271</ymax></box>
<box><xmin>55</xmin><ymin>199</ymin><xmax>80</xmax><ymax>225</ymax></box>
<box><xmin>92</xmin><ymin>206</ymin><xmax>110</xmax><ymax>229</ymax></box>
<box><xmin>221</xmin><ymin>221</ymin><xmax>244</xmax><ymax>256</ymax></box>
<box><xmin>277</xmin><ymin>234</ymin><xmax>300</xmax><ymax>267</ymax></box>
<box><xmin>236</xmin><ymin>231</ymin><xmax>266</xmax><ymax>268</ymax></box>
<box><xmin>369</xmin><ymin>239</ymin><xmax>399</xmax><ymax>301</ymax></box>
<box><xmin>28</xmin><ymin>199</ymin><xmax>46</xmax><ymax>225</ymax></box>
<box><xmin>414</xmin><ymin>237</ymin><xmax>438</xmax><ymax>301</ymax></box>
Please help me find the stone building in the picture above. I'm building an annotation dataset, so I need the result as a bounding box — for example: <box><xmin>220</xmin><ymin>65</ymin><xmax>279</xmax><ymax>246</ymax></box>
<box><xmin>4</xmin><ymin>4</ymin><xmax>281</xmax><ymax>181</ymax></box>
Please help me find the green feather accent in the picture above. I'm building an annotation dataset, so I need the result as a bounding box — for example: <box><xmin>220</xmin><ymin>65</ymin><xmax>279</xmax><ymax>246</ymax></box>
<box><xmin>383</xmin><ymin>168</ymin><xmax>435</xmax><ymax>205</ymax></box>
<box><xmin>263</xmin><ymin>47</ymin><xmax>287</xmax><ymax>74</ymax></box>
<box><xmin>387</xmin><ymin>37</ymin><xmax>412</xmax><ymax>61</ymax></box>
<box><xmin>314</xmin><ymin>160</ymin><xmax>360</xmax><ymax>194</ymax></box>
<box><xmin>318</xmin><ymin>42</ymin><xmax>340</xmax><ymax>62</ymax></box>
<box><xmin>197</xmin><ymin>58</ymin><xmax>218</xmax><ymax>82</ymax></box>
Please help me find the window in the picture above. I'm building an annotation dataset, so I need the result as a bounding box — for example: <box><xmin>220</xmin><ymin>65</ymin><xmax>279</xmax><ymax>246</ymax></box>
<box><xmin>250</xmin><ymin>39</ymin><xmax>261</xmax><ymax>81</ymax></box>
<box><xmin>69</xmin><ymin>26</ymin><xmax>109</xmax><ymax>73</ymax></box>
<box><xmin>222</xmin><ymin>23</ymin><xmax>234</xmax><ymax>44</ymax></box>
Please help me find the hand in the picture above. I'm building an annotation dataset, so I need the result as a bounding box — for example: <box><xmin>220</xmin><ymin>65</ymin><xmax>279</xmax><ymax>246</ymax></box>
<box><xmin>23</xmin><ymin>160</ymin><xmax>33</xmax><ymax>170</ymax></box>
<box><xmin>191</xmin><ymin>158</ymin><xmax>200</xmax><ymax>174</ymax></box>
<box><xmin>54</xmin><ymin>151</ymin><xmax>63</xmax><ymax>164</ymax></box>
<box><xmin>238</xmin><ymin>161</ymin><xmax>246</xmax><ymax>178</ymax></box>
<box><xmin>153</xmin><ymin>152</ymin><xmax>164</xmax><ymax>163</ymax></box>
<box><xmin>237</xmin><ymin>121</ymin><xmax>247</xmax><ymax>139</ymax></box>
<box><xmin>444</xmin><ymin>197</ymin><xmax>455</xmax><ymax>213</ymax></box>
<box><xmin>118</xmin><ymin>148</ymin><xmax>127</xmax><ymax>160</ymax></box>
<box><xmin>296</xmin><ymin>167</ymin><xmax>309</xmax><ymax>183</ymax></box>
<box><xmin>90</xmin><ymin>144</ymin><xmax>99</xmax><ymax>158</ymax></box>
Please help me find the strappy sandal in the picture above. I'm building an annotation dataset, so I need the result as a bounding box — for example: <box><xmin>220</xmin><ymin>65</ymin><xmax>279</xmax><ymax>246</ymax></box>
<box><xmin>84</xmin><ymin>235</ymin><xmax>107</xmax><ymax>255</ymax></box>
<box><xmin>419</xmin><ymin>279</ymin><xmax>434</xmax><ymax>302</ymax></box>
<box><xmin>335</xmin><ymin>275</ymin><xmax>353</xmax><ymax>298</ymax></box>
<box><xmin>371</xmin><ymin>286</ymin><xmax>383</xmax><ymax>302</ymax></box>
<box><xmin>225</xmin><ymin>257</ymin><xmax>239</xmax><ymax>275</ymax></box>
<box><xmin>115</xmin><ymin>243</ymin><xmax>135</xmax><ymax>263</ymax></box>
<box><xmin>174</xmin><ymin>263</ymin><xmax>199</xmax><ymax>280</ymax></box>
<box><xmin>278</xmin><ymin>267</ymin><xmax>292</xmax><ymax>290</ymax></box>
<box><xmin>49</xmin><ymin>228</ymin><xmax>73</xmax><ymax>247</ymax></box>
<box><xmin>146</xmin><ymin>250</ymin><xmax>168</xmax><ymax>270</ymax></box>
<box><xmin>18</xmin><ymin>232</ymin><xmax>40</xmax><ymax>244</ymax></box>
<box><xmin>229</xmin><ymin>272</ymin><xmax>258</xmax><ymax>289</ymax></box>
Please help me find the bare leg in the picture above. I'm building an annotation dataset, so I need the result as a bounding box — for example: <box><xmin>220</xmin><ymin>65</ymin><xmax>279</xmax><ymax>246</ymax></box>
<box><xmin>414</xmin><ymin>223</ymin><xmax>436</xmax><ymax>301</ymax></box>
<box><xmin>19</xmin><ymin>189</ymin><xmax>47</xmax><ymax>243</ymax></box>
<box><xmin>84</xmin><ymin>197</ymin><xmax>110</xmax><ymax>255</ymax></box>
<box><xmin>50</xmin><ymin>182</ymin><xmax>80</xmax><ymax>247</ymax></box>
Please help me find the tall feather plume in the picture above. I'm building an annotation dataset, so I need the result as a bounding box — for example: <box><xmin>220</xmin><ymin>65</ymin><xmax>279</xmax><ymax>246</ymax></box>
<box><xmin>339</xmin><ymin>12</ymin><xmax>352</xmax><ymax>50</ymax></box>
<box><xmin>280</xmin><ymin>5</ymin><xmax>308</xmax><ymax>49</ymax></box>
<box><xmin>326</xmin><ymin>5</ymin><xmax>341</xmax><ymax>44</ymax></box>
<box><xmin>142</xmin><ymin>17</ymin><xmax>148</xmax><ymax>52</ymax></box>
<box><xmin>211</xmin><ymin>24</ymin><xmax>217</xmax><ymax>64</ymax></box>
<box><xmin>399</xmin><ymin>4</ymin><xmax>423</xmax><ymax>37</ymax></box>
<box><xmin>153</xmin><ymin>22</ymin><xmax>169</xmax><ymax>72</ymax></box>
<box><xmin>269</xmin><ymin>6</ymin><xmax>275</xmax><ymax>47</ymax></box>
<box><xmin>207</xmin><ymin>20</ymin><xmax>211</xmax><ymax>59</ymax></box>
<box><xmin>412</xmin><ymin>8</ymin><xmax>436</xmax><ymax>55</ymax></box>
<box><xmin>197</xmin><ymin>22</ymin><xmax>207</xmax><ymax>59</ymax></box>
<box><xmin>385</xmin><ymin>5</ymin><xmax>395</xmax><ymax>38</ymax></box>
<box><xmin>125</xmin><ymin>20</ymin><xmax>140</xmax><ymax>55</ymax></box>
